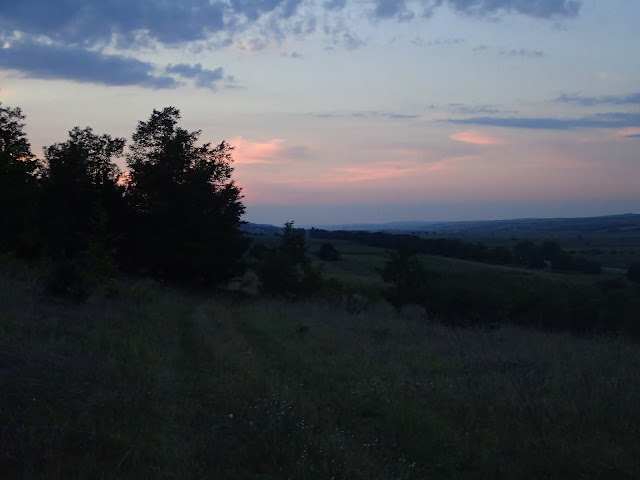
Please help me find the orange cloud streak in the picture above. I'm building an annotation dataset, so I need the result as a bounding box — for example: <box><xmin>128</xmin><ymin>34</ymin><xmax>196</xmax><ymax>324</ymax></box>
<box><xmin>230</xmin><ymin>136</ymin><xmax>286</xmax><ymax>164</ymax></box>
<box><xmin>450</xmin><ymin>131</ymin><xmax>502</xmax><ymax>145</ymax></box>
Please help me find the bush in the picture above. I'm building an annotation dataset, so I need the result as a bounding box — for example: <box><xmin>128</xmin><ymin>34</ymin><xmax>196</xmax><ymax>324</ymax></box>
<box><xmin>256</xmin><ymin>222</ymin><xmax>322</xmax><ymax>298</ymax></box>
<box><xmin>378</xmin><ymin>247</ymin><xmax>427</xmax><ymax>312</ymax></box>
<box><xmin>628</xmin><ymin>262</ymin><xmax>640</xmax><ymax>283</ymax></box>
<box><xmin>316</xmin><ymin>242</ymin><xmax>341</xmax><ymax>261</ymax></box>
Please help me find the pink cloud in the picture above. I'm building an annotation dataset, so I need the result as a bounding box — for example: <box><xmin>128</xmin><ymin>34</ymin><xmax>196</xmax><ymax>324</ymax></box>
<box><xmin>330</xmin><ymin>163</ymin><xmax>416</xmax><ymax>183</ymax></box>
<box><xmin>617</xmin><ymin>127</ymin><xmax>640</xmax><ymax>138</ymax></box>
<box><xmin>230</xmin><ymin>136</ymin><xmax>314</xmax><ymax>165</ymax></box>
<box><xmin>450</xmin><ymin>131</ymin><xmax>502</xmax><ymax>145</ymax></box>
<box><xmin>230</xmin><ymin>136</ymin><xmax>286</xmax><ymax>164</ymax></box>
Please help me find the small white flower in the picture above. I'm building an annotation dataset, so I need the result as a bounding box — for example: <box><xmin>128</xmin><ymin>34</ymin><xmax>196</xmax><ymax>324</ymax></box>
<box><xmin>228</xmin><ymin>413</ymin><xmax>233</xmax><ymax>419</ymax></box>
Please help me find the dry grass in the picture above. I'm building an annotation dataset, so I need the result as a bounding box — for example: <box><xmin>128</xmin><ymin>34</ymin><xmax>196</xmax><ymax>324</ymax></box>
<box><xmin>1</xmin><ymin>261</ymin><xmax>639</xmax><ymax>478</ymax></box>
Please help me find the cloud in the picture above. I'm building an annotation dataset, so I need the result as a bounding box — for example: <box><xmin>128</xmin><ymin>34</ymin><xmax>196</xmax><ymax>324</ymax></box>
<box><xmin>0</xmin><ymin>1</ymin><xmax>227</xmax><ymax>48</ymax></box>
<box><xmin>445</xmin><ymin>0</ymin><xmax>582</xmax><ymax>19</ymax></box>
<box><xmin>0</xmin><ymin>40</ymin><xmax>178</xmax><ymax>88</ymax></box>
<box><xmin>0</xmin><ymin>0</ymin><xmax>583</xmax><ymax>85</ymax></box>
<box><xmin>164</xmin><ymin>63</ymin><xmax>232</xmax><ymax>90</ymax></box>
<box><xmin>626</xmin><ymin>134</ymin><xmax>640</xmax><ymax>139</ymax></box>
<box><xmin>231</xmin><ymin>136</ymin><xmax>312</xmax><ymax>164</ymax></box>
<box><xmin>316</xmin><ymin>110</ymin><xmax>420</xmax><ymax>119</ymax></box>
<box><xmin>499</xmin><ymin>48</ymin><xmax>544</xmax><ymax>57</ymax></box>
<box><xmin>324</xmin><ymin>0</ymin><xmax>347</xmax><ymax>10</ymax></box>
<box><xmin>282</xmin><ymin>51</ymin><xmax>304</xmax><ymax>59</ymax></box>
<box><xmin>448</xmin><ymin>103</ymin><xmax>503</xmax><ymax>115</ymax></box>
<box><xmin>471</xmin><ymin>45</ymin><xmax>544</xmax><ymax>57</ymax></box>
<box><xmin>341</xmin><ymin>32</ymin><xmax>365</xmax><ymax>50</ymax></box>
<box><xmin>0</xmin><ymin>1</ymin><xmax>582</xmax><ymax>53</ymax></box>
<box><xmin>450</xmin><ymin>131</ymin><xmax>502</xmax><ymax>145</ymax></box>
<box><xmin>446</xmin><ymin>112</ymin><xmax>640</xmax><ymax>130</ymax></box>
<box><xmin>556</xmin><ymin>92</ymin><xmax>640</xmax><ymax>106</ymax></box>
<box><xmin>411</xmin><ymin>37</ymin><xmax>464</xmax><ymax>47</ymax></box>
<box><xmin>330</xmin><ymin>162</ymin><xmax>416</xmax><ymax>183</ymax></box>
<box><xmin>372</xmin><ymin>0</ymin><xmax>415</xmax><ymax>21</ymax></box>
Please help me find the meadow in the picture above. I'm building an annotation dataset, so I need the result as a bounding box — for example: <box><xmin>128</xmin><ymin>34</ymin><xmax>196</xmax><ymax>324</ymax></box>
<box><xmin>2</xmin><ymin>248</ymin><xmax>640</xmax><ymax>479</ymax></box>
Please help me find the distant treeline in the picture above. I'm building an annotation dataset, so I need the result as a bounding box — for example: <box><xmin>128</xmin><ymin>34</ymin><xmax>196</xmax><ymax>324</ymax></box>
<box><xmin>308</xmin><ymin>228</ymin><xmax>602</xmax><ymax>274</ymax></box>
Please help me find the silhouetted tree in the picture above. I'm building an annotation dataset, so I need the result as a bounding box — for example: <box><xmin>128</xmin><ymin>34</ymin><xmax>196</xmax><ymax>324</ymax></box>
<box><xmin>39</xmin><ymin>127</ymin><xmax>126</xmax><ymax>261</ymax></box>
<box><xmin>316</xmin><ymin>242</ymin><xmax>341</xmax><ymax>261</ymax></box>
<box><xmin>628</xmin><ymin>262</ymin><xmax>640</xmax><ymax>283</ymax></box>
<box><xmin>125</xmin><ymin>107</ymin><xmax>248</xmax><ymax>284</ymax></box>
<box><xmin>257</xmin><ymin>221</ymin><xmax>321</xmax><ymax>296</ymax></box>
<box><xmin>0</xmin><ymin>102</ymin><xmax>39</xmax><ymax>255</ymax></box>
<box><xmin>378</xmin><ymin>247</ymin><xmax>427</xmax><ymax>311</ymax></box>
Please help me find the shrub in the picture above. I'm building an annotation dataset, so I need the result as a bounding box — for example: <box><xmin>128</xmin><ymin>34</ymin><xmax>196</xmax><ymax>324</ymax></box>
<box><xmin>316</xmin><ymin>242</ymin><xmax>341</xmax><ymax>261</ymax></box>
<box><xmin>378</xmin><ymin>247</ymin><xmax>427</xmax><ymax>312</ymax></box>
<box><xmin>628</xmin><ymin>262</ymin><xmax>640</xmax><ymax>283</ymax></box>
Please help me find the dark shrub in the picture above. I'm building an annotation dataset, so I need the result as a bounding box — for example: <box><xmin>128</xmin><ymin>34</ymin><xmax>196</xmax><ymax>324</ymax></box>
<box><xmin>628</xmin><ymin>262</ymin><xmax>640</xmax><ymax>283</ymax></box>
<box><xmin>316</xmin><ymin>242</ymin><xmax>341</xmax><ymax>261</ymax></box>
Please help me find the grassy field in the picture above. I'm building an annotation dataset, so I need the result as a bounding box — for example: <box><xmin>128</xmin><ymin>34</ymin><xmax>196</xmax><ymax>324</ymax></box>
<box><xmin>2</xmin><ymin>257</ymin><xmax>640</xmax><ymax>478</ymax></box>
<box><xmin>431</xmin><ymin>231</ymin><xmax>640</xmax><ymax>270</ymax></box>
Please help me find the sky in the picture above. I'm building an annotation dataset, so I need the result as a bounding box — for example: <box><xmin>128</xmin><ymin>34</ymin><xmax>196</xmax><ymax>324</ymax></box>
<box><xmin>1</xmin><ymin>0</ymin><xmax>639</xmax><ymax>226</ymax></box>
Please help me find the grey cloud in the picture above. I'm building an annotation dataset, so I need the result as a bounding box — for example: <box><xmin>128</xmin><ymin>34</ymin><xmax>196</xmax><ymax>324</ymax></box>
<box><xmin>281</xmin><ymin>51</ymin><xmax>304</xmax><ymax>59</ymax></box>
<box><xmin>373</xmin><ymin>0</ymin><xmax>415</xmax><ymax>21</ymax></box>
<box><xmin>0</xmin><ymin>40</ymin><xmax>178</xmax><ymax>88</ymax></box>
<box><xmin>448</xmin><ymin>103</ymin><xmax>503</xmax><ymax>114</ymax></box>
<box><xmin>625</xmin><ymin>134</ymin><xmax>640</xmax><ymax>139</ymax></box>
<box><xmin>473</xmin><ymin>45</ymin><xmax>490</xmax><ymax>53</ymax></box>
<box><xmin>0</xmin><ymin>0</ymin><xmax>227</xmax><ymax>48</ymax></box>
<box><xmin>316</xmin><ymin>111</ymin><xmax>420</xmax><ymax>119</ymax></box>
<box><xmin>0</xmin><ymin>0</ymin><xmax>583</xmax><ymax>86</ymax></box>
<box><xmin>446</xmin><ymin>112</ymin><xmax>640</xmax><ymax>129</ymax></box>
<box><xmin>0</xmin><ymin>1</ymin><xmax>583</xmax><ymax>54</ymax></box>
<box><xmin>556</xmin><ymin>92</ymin><xmax>640</xmax><ymax>106</ymax></box>
<box><xmin>472</xmin><ymin>45</ymin><xmax>544</xmax><ymax>57</ymax></box>
<box><xmin>387</xmin><ymin>113</ymin><xmax>421</xmax><ymax>119</ymax></box>
<box><xmin>500</xmin><ymin>48</ymin><xmax>544</xmax><ymax>57</ymax></box>
<box><xmin>412</xmin><ymin>37</ymin><xmax>464</xmax><ymax>47</ymax></box>
<box><xmin>341</xmin><ymin>32</ymin><xmax>365</xmax><ymax>50</ymax></box>
<box><xmin>444</xmin><ymin>0</ymin><xmax>581</xmax><ymax>19</ymax></box>
<box><xmin>324</xmin><ymin>0</ymin><xmax>347</xmax><ymax>10</ymax></box>
<box><xmin>164</xmin><ymin>63</ymin><xmax>231</xmax><ymax>90</ymax></box>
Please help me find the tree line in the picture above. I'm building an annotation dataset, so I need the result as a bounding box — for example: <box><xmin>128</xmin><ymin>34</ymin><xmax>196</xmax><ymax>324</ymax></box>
<box><xmin>0</xmin><ymin>102</ymin><xmax>248</xmax><ymax>295</ymax></box>
<box><xmin>308</xmin><ymin>228</ymin><xmax>602</xmax><ymax>274</ymax></box>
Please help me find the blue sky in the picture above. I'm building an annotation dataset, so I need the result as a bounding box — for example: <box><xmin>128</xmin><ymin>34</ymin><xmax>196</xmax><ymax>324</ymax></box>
<box><xmin>1</xmin><ymin>0</ymin><xmax>639</xmax><ymax>225</ymax></box>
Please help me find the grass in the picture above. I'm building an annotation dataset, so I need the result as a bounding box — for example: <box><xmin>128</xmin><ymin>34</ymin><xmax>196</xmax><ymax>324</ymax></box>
<box><xmin>2</xmin><ymin>258</ymin><xmax>640</xmax><ymax>478</ymax></box>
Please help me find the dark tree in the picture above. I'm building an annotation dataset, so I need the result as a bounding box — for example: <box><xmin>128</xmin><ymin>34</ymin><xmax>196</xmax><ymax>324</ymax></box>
<box><xmin>628</xmin><ymin>262</ymin><xmax>640</xmax><ymax>283</ymax></box>
<box><xmin>39</xmin><ymin>127</ymin><xmax>126</xmax><ymax>261</ymax></box>
<box><xmin>378</xmin><ymin>247</ymin><xmax>427</xmax><ymax>311</ymax></box>
<box><xmin>257</xmin><ymin>221</ymin><xmax>321</xmax><ymax>296</ymax></box>
<box><xmin>316</xmin><ymin>242</ymin><xmax>341</xmax><ymax>261</ymax></box>
<box><xmin>0</xmin><ymin>102</ymin><xmax>39</xmax><ymax>255</ymax></box>
<box><xmin>513</xmin><ymin>241</ymin><xmax>545</xmax><ymax>269</ymax></box>
<box><xmin>125</xmin><ymin>107</ymin><xmax>248</xmax><ymax>284</ymax></box>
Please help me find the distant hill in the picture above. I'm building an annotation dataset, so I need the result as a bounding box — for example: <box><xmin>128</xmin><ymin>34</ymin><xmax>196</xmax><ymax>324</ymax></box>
<box><xmin>244</xmin><ymin>214</ymin><xmax>640</xmax><ymax>236</ymax></box>
<box><xmin>240</xmin><ymin>223</ymin><xmax>283</xmax><ymax>235</ymax></box>
<box><xmin>312</xmin><ymin>213</ymin><xmax>640</xmax><ymax>235</ymax></box>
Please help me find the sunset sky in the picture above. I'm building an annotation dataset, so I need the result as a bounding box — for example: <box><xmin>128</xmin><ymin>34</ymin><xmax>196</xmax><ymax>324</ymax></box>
<box><xmin>1</xmin><ymin>0</ymin><xmax>639</xmax><ymax>226</ymax></box>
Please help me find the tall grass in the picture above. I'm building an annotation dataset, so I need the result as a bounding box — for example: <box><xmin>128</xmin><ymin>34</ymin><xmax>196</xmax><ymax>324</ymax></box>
<box><xmin>1</xmin><ymin>262</ymin><xmax>639</xmax><ymax>478</ymax></box>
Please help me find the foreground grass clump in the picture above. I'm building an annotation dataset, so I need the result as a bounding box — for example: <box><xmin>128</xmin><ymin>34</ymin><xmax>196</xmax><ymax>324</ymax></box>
<box><xmin>1</xmin><ymin>266</ymin><xmax>640</xmax><ymax>478</ymax></box>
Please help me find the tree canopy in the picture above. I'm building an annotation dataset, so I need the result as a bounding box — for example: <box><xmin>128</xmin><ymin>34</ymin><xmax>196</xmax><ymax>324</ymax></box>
<box><xmin>125</xmin><ymin>107</ymin><xmax>248</xmax><ymax>284</ymax></box>
<box><xmin>39</xmin><ymin>127</ymin><xmax>126</xmax><ymax>259</ymax></box>
<box><xmin>0</xmin><ymin>102</ymin><xmax>39</xmax><ymax>254</ymax></box>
